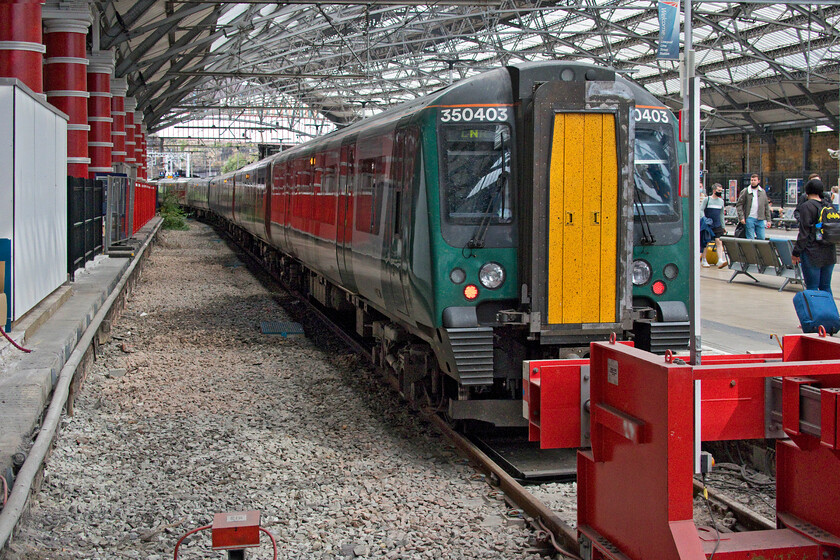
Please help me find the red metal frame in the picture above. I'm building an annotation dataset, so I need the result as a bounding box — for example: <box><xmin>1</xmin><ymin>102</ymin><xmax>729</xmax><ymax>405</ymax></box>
<box><xmin>526</xmin><ymin>334</ymin><xmax>840</xmax><ymax>559</ymax></box>
<box><xmin>525</xmin><ymin>358</ymin><xmax>588</xmax><ymax>448</ymax></box>
<box><xmin>211</xmin><ymin>510</ymin><xmax>260</xmax><ymax>550</ymax></box>
<box><xmin>132</xmin><ymin>180</ymin><xmax>156</xmax><ymax>233</ymax></box>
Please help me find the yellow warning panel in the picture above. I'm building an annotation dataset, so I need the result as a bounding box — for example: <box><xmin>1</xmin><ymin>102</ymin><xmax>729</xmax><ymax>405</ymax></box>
<box><xmin>547</xmin><ymin>112</ymin><xmax>618</xmax><ymax>325</ymax></box>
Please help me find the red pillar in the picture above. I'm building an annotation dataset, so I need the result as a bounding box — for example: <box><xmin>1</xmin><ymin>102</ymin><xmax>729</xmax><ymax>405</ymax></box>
<box><xmin>124</xmin><ymin>97</ymin><xmax>136</xmax><ymax>167</ymax></box>
<box><xmin>134</xmin><ymin>111</ymin><xmax>144</xmax><ymax>178</ymax></box>
<box><xmin>0</xmin><ymin>0</ymin><xmax>45</xmax><ymax>93</ymax></box>
<box><xmin>110</xmin><ymin>77</ymin><xmax>126</xmax><ymax>166</ymax></box>
<box><xmin>87</xmin><ymin>51</ymin><xmax>113</xmax><ymax>177</ymax></box>
<box><xmin>42</xmin><ymin>16</ymin><xmax>91</xmax><ymax>178</ymax></box>
<box><xmin>141</xmin><ymin>124</ymin><xmax>148</xmax><ymax>179</ymax></box>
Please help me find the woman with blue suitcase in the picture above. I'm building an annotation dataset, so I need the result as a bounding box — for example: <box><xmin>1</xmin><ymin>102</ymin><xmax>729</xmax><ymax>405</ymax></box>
<box><xmin>792</xmin><ymin>178</ymin><xmax>835</xmax><ymax>293</ymax></box>
<box><xmin>791</xmin><ymin>178</ymin><xmax>840</xmax><ymax>334</ymax></box>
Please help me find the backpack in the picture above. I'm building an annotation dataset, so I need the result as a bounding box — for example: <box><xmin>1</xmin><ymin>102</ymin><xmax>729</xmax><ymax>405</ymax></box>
<box><xmin>815</xmin><ymin>203</ymin><xmax>840</xmax><ymax>244</ymax></box>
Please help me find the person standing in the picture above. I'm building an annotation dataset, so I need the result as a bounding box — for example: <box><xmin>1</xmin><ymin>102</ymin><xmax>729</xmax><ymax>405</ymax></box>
<box><xmin>792</xmin><ymin>178</ymin><xmax>835</xmax><ymax>293</ymax></box>
<box><xmin>832</xmin><ymin>186</ymin><xmax>840</xmax><ymax>212</ymax></box>
<box><xmin>700</xmin><ymin>183</ymin><xmax>728</xmax><ymax>268</ymax></box>
<box><xmin>795</xmin><ymin>173</ymin><xmax>824</xmax><ymax>222</ymax></box>
<box><xmin>736</xmin><ymin>173</ymin><xmax>772</xmax><ymax>240</ymax></box>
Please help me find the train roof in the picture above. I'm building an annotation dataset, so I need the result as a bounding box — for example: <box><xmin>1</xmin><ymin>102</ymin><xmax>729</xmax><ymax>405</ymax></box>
<box><xmin>208</xmin><ymin>61</ymin><xmax>671</xmax><ymax>179</ymax></box>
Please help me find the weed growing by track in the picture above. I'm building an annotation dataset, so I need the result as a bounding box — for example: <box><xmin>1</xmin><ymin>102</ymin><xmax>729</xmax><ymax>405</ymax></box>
<box><xmin>160</xmin><ymin>192</ymin><xmax>189</xmax><ymax>230</ymax></box>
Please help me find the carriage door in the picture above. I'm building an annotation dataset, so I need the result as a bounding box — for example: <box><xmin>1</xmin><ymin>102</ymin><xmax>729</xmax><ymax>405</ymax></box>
<box><xmin>384</xmin><ymin>128</ymin><xmax>415</xmax><ymax>316</ymax></box>
<box><xmin>527</xmin><ymin>81</ymin><xmax>633</xmax><ymax>340</ymax></box>
<box><xmin>336</xmin><ymin>143</ymin><xmax>356</xmax><ymax>291</ymax></box>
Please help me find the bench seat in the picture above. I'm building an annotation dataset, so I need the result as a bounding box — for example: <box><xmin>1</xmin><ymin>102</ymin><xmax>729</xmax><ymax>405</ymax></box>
<box><xmin>720</xmin><ymin>237</ymin><xmax>803</xmax><ymax>292</ymax></box>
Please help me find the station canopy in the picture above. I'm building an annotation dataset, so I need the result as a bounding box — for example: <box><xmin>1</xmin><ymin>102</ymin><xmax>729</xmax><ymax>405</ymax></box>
<box><xmin>100</xmin><ymin>0</ymin><xmax>840</xmax><ymax>143</ymax></box>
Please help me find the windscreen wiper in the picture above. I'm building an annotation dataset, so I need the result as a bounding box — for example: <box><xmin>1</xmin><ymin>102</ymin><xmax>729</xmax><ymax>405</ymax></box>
<box><xmin>633</xmin><ymin>181</ymin><xmax>656</xmax><ymax>245</ymax></box>
<box><xmin>467</xmin><ymin>168</ymin><xmax>508</xmax><ymax>249</ymax></box>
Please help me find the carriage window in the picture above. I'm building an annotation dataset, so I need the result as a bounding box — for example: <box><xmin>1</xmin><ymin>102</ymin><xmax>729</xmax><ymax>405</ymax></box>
<box><xmin>634</xmin><ymin>127</ymin><xmax>679</xmax><ymax>222</ymax></box>
<box><xmin>355</xmin><ymin>156</ymin><xmax>383</xmax><ymax>234</ymax></box>
<box><xmin>322</xmin><ymin>163</ymin><xmax>337</xmax><ymax>194</ymax></box>
<box><xmin>441</xmin><ymin>124</ymin><xmax>512</xmax><ymax>224</ymax></box>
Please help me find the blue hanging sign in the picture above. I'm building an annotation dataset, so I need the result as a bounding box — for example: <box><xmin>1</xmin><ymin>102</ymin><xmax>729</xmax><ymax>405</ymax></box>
<box><xmin>657</xmin><ymin>0</ymin><xmax>681</xmax><ymax>60</ymax></box>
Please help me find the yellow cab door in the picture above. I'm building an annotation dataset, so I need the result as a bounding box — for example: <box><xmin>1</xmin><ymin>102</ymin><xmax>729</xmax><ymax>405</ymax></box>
<box><xmin>546</xmin><ymin>112</ymin><xmax>618</xmax><ymax>325</ymax></box>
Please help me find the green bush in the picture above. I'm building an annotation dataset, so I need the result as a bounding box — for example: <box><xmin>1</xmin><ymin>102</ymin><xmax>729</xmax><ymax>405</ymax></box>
<box><xmin>221</xmin><ymin>152</ymin><xmax>255</xmax><ymax>173</ymax></box>
<box><xmin>160</xmin><ymin>191</ymin><xmax>189</xmax><ymax>230</ymax></box>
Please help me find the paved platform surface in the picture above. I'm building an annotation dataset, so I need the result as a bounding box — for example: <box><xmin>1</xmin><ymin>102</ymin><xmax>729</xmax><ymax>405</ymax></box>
<box><xmin>0</xmin><ymin>218</ymin><xmax>160</xmax><ymax>484</ymax></box>
<box><xmin>699</xmin><ymin>227</ymin><xmax>834</xmax><ymax>355</ymax></box>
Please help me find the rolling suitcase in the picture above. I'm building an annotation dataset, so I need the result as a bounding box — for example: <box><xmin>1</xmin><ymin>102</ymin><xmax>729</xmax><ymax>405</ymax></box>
<box><xmin>704</xmin><ymin>242</ymin><xmax>719</xmax><ymax>265</ymax></box>
<box><xmin>793</xmin><ymin>290</ymin><xmax>840</xmax><ymax>334</ymax></box>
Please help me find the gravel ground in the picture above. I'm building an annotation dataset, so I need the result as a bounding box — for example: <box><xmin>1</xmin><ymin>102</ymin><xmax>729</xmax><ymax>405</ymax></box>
<box><xmin>698</xmin><ymin>462</ymin><xmax>776</xmax><ymax>523</ymax></box>
<box><xmin>526</xmin><ymin>483</ymin><xmax>576</xmax><ymax>529</ymax></box>
<box><xmin>8</xmin><ymin>222</ymin><xmax>552</xmax><ymax>560</ymax></box>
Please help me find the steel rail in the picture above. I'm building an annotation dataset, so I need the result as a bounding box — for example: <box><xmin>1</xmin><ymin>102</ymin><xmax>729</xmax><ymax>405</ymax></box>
<box><xmin>208</xmin><ymin>219</ymin><xmax>579</xmax><ymax>555</ymax></box>
<box><xmin>692</xmin><ymin>480</ymin><xmax>776</xmax><ymax>532</ymax></box>
<box><xmin>214</xmin><ymin>225</ymin><xmax>373</xmax><ymax>362</ymax></box>
<box><xmin>424</xmin><ymin>412</ymin><xmax>581</xmax><ymax>559</ymax></box>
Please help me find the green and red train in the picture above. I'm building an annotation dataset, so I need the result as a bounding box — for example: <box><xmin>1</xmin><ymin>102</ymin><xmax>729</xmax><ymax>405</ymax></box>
<box><xmin>172</xmin><ymin>61</ymin><xmax>690</xmax><ymax>427</ymax></box>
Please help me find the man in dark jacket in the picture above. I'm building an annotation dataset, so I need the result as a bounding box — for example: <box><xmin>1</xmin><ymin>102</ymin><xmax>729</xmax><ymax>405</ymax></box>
<box><xmin>794</xmin><ymin>173</ymin><xmax>828</xmax><ymax>222</ymax></box>
<box><xmin>736</xmin><ymin>174</ymin><xmax>772</xmax><ymax>239</ymax></box>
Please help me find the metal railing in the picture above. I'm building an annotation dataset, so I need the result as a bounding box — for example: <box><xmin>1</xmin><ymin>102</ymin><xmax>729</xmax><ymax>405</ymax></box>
<box><xmin>67</xmin><ymin>177</ymin><xmax>104</xmax><ymax>279</ymax></box>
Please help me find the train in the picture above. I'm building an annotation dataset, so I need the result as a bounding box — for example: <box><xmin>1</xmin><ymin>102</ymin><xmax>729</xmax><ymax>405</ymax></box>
<box><xmin>164</xmin><ymin>61</ymin><xmax>690</xmax><ymax>428</ymax></box>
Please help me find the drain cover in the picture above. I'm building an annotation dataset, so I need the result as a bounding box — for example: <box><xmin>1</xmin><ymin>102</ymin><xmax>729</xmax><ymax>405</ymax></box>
<box><xmin>260</xmin><ymin>321</ymin><xmax>305</xmax><ymax>337</ymax></box>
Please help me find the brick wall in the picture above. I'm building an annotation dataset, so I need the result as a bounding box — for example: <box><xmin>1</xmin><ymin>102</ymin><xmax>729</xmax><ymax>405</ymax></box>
<box><xmin>706</xmin><ymin>130</ymin><xmax>839</xmax><ymax>193</ymax></box>
<box><xmin>708</xmin><ymin>130</ymin><xmax>837</xmax><ymax>176</ymax></box>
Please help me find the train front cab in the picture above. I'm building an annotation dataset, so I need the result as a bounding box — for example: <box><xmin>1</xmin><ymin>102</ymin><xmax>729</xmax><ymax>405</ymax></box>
<box><xmin>425</xmin><ymin>63</ymin><xmax>638</xmax><ymax>426</ymax></box>
<box><xmin>629</xmin><ymin>106</ymin><xmax>690</xmax><ymax>353</ymax></box>
<box><xmin>512</xmin><ymin>64</ymin><xmax>689</xmax><ymax>360</ymax></box>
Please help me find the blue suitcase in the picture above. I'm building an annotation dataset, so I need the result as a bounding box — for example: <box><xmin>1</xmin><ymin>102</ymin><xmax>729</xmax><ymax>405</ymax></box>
<box><xmin>793</xmin><ymin>290</ymin><xmax>840</xmax><ymax>334</ymax></box>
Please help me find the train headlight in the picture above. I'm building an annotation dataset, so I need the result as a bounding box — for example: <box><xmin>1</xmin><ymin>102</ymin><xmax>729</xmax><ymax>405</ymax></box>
<box><xmin>479</xmin><ymin>262</ymin><xmax>505</xmax><ymax>289</ymax></box>
<box><xmin>632</xmin><ymin>260</ymin><xmax>652</xmax><ymax>286</ymax></box>
<box><xmin>450</xmin><ymin>268</ymin><xmax>466</xmax><ymax>284</ymax></box>
<box><xmin>663</xmin><ymin>263</ymin><xmax>679</xmax><ymax>280</ymax></box>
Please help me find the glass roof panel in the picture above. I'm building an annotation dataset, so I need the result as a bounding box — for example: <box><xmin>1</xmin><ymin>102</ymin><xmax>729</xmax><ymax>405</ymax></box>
<box><xmin>121</xmin><ymin>1</ymin><xmax>837</xmax><ymax>140</ymax></box>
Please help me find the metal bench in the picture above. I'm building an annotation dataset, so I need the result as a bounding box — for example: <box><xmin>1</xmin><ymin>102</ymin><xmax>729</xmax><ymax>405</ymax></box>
<box><xmin>771</xmin><ymin>207</ymin><xmax>798</xmax><ymax>230</ymax></box>
<box><xmin>723</xmin><ymin>205</ymin><xmax>739</xmax><ymax>225</ymax></box>
<box><xmin>720</xmin><ymin>237</ymin><xmax>803</xmax><ymax>292</ymax></box>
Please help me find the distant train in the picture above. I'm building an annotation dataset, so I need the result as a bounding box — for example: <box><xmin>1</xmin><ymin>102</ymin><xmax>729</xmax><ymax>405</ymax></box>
<box><xmin>158</xmin><ymin>177</ymin><xmax>204</xmax><ymax>208</ymax></box>
<box><xmin>170</xmin><ymin>62</ymin><xmax>690</xmax><ymax>427</ymax></box>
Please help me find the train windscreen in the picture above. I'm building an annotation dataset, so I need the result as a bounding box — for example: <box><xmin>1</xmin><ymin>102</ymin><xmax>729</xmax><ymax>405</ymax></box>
<box><xmin>633</xmin><ymin>126</ymin><xmax>680</xmax><ymax>222</ymax></box>
<box><xmin>441</xmin><ymin>124</ymin><xmax>513</xmax><ymax>224</ymax></box>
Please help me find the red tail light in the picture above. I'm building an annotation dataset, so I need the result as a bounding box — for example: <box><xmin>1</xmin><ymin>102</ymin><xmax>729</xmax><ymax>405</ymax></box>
<box><xmin>652</xmin><ymin>281</ymin><xmax>666</xmax><ymax>295</ymax></box>
<box><xmin>464</xmin><ymin>284</ymin><xmax>479</xmax><ymax>300</ymax></box>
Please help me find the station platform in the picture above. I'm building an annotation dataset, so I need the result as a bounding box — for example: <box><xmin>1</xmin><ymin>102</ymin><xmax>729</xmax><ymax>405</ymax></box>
<box><xmin>700</xmin><ymin>228</ymin><xmax>826</xmax><ymax>355</ymax></box>
<box><xmin>0</xmin><ymin>217</ymin><xmax>161</xmax><ymax>488</ymax></box>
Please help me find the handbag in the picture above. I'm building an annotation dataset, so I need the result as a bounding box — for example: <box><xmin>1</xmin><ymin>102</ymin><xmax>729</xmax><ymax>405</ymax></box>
<box><xmin>734</xmin><ymin>222</ymin><xmax>746</xmax><ymax>238</ymax></box>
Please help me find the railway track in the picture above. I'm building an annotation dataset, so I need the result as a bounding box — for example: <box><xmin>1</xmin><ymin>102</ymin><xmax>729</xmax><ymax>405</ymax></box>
<box><xmin>216</xmin><ymin>219</ymin><xmax>781</xmax><ymax>559</ymax></box>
